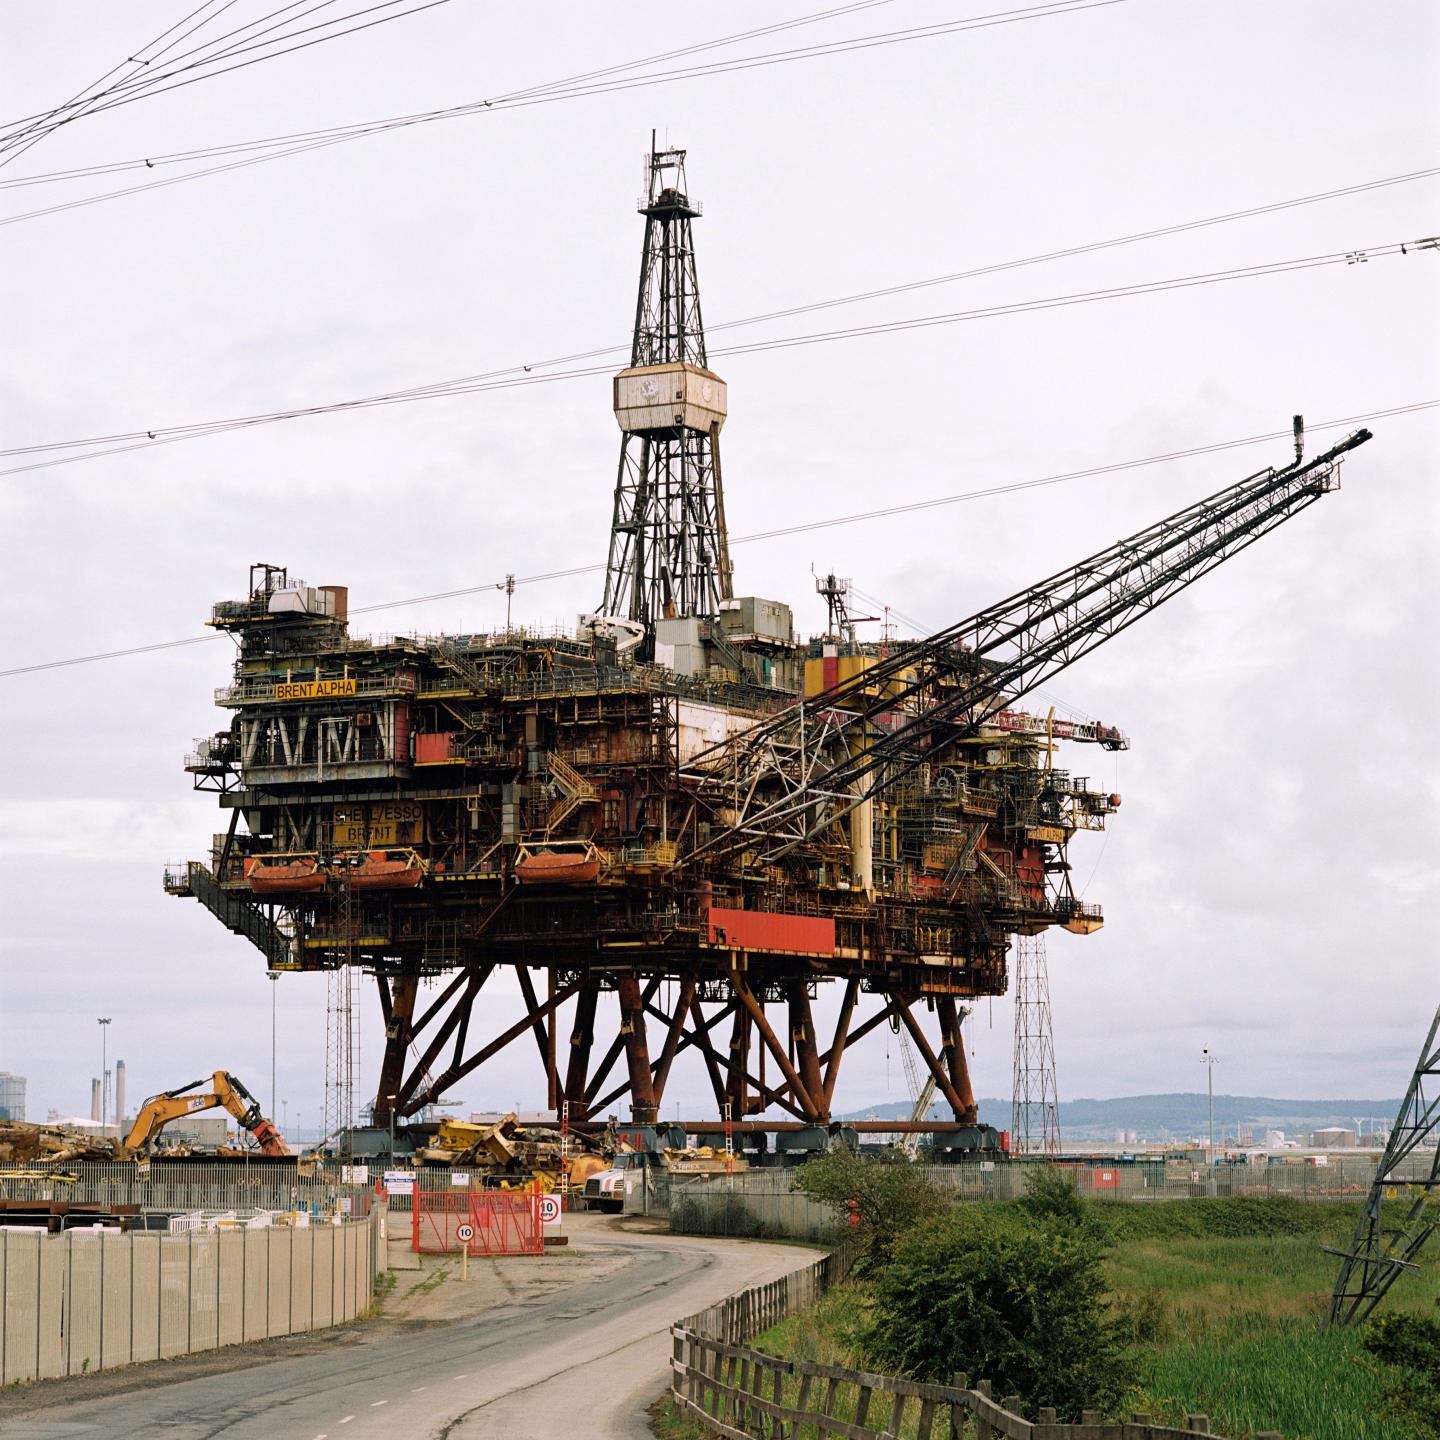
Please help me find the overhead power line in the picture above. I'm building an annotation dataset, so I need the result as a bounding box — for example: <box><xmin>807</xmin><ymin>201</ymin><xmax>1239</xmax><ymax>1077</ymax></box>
<box><xmin>0</xmin><ymin>0</ymin><xmax>1128</xmax><ymax>226</ymax></box>
<box><xmin>2</xmin><ymin>234</ymin><xmax>1430</xmax><ymax>477</ymax></box>
<box><xmin>0</xmin><ymin>1</ymin><xmax>459</xmax><ymax>160</ymax></box>
<box><xmin>1</xmin><ymin>0</ymin><xmax>901</xmax><ymax>193</ymax></box>
<box><xmin>2</xmin><ymin>396</ymin><xmax>1434</xmax><ymax>680</ymax></box>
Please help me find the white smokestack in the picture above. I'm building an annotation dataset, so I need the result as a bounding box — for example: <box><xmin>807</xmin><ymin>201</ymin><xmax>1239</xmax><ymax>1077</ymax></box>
<box><xmin>90</xmin><ymin>1078</ymin><xmax>101</xmax><ymax>1122</ymax></box>
<box><xmin>114</xmin><ymin>1059</ymin><xmax>126</xmax><ymax>1131</ymax></box>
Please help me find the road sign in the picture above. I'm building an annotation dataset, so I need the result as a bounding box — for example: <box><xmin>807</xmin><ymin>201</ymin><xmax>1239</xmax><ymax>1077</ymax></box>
<box><xmin>456</xmin><ymin>1223</ymin><xmax>476</xmax><ymax>1243</ymax></box>
<box><xmin>539</xmin><ymin>1194</ymin><xmax>562</xmax><ymax>1225</ymax></box>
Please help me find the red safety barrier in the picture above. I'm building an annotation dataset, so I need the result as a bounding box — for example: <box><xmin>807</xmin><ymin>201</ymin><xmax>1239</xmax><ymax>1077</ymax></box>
<box><xmin>411</xmin><ymin>1185</ymin><xmax>544</xmax><ymax>1256</ymax></box>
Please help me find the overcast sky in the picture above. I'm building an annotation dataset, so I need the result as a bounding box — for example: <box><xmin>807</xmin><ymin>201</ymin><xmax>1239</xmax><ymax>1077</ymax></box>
<box><xmin>2</xmin><ymin>0</ymin><xmax>1437</xmax><ymax>1134</ymax></box>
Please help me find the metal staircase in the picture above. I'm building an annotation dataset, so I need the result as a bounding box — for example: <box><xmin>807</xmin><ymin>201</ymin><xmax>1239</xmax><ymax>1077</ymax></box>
<box><xmin>164</xmin><ymin>861</ymin><xmax>291</xmax><ymax>966</ymax></box>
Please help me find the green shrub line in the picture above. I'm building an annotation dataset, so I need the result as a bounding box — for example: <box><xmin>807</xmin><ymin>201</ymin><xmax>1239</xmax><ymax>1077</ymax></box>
<box><xmin>733</xmin><ymin>1154</ymin><xmax>1440</xmax><ymax>1439</ymax></box>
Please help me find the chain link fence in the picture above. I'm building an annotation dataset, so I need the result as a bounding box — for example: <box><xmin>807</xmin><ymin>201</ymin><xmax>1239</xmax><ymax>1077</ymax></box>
<box><xmin>0</xmin><ymin>1161</ymin><xmax>374</xmax><ymax>1219</ymax></box>
<box><xmin>666</xmin><ymin>1154</ymin><xmax>1431</xmax><ymax>1239</ymax></box>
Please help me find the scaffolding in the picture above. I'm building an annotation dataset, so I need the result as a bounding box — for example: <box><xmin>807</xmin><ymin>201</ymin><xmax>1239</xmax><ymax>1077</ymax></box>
<box><xmin>1011</xmin><ymin>932</ymin><xmax>1061</xmax><ymax>1157</ymax></box>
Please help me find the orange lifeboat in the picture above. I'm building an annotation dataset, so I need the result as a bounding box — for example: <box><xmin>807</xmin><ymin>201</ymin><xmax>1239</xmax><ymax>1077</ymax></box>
<box><xmin>515</xmin><ymin>849</ymin><xmax>602</xmax><ymax>885</ymax></box>
<box><xmin>244</xmin><ymin>855</ymin><xmax>324</xmax><ymax>895</ymax></box>
<box><xmin>345</xmin><ymin>849</ymin><xmax>425</xmax><ymax>890</ymax></box>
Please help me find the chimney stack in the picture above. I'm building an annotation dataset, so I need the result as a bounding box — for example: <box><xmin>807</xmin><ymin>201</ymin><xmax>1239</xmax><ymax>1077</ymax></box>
<box><xmin>90</xmin><ymin>1077</ymin><xmax>102</xmax><ymax>1122</ymax></box>
<box><xmin>114</xmin><ymin>1059</ymin><xmax>127</xmax><ymax>1132</ymax></box>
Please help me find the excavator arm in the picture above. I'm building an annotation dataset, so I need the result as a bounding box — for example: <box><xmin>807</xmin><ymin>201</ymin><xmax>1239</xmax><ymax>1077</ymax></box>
<box><xmin>123</xmin><ymin>1071</ymin><xmax>289</xmax><ymax>1157</ymax></box>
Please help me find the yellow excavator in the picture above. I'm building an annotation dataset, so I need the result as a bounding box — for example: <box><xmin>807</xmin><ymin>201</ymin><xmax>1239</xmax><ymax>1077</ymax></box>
<box><xmin>123</xmin><ymin>1072</ymin><xmax>289</xmax><ymax>1158</ymax></box>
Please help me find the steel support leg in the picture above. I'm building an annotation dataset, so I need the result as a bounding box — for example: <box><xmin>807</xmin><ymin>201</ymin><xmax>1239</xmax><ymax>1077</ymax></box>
<box><xmin>563</xmin><ymin>981</ymin><xmax>600</xmax><ymax>1123</ymax></box>
<box><xmin>617</xmin><ymin>974</ymin><xmax>659</xmax><ymax>1124</ymax></box>
<box><xmin>937</xmin><ymin>996</ymin><xmax>979</xmax><ymax>1124</ymax></box>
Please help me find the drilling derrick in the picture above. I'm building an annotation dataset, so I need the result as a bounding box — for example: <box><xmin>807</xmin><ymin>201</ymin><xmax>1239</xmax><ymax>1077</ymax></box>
<box><xmin>599</xmin><ymin>140</ymin><xmax>731</xmax><ymax>648</ymax></box>
<box><xmin>165</xmin><ymin>141</ymin><xmax>1374</xmax><ymax>1155</ymax></box>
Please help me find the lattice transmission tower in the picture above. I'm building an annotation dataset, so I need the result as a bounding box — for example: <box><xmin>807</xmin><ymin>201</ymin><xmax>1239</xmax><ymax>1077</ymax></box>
<box><xmin>323</xmin><ymin>967</ymin><xmax>357</xmax><ymax>1155</ymax></box>
<box><xmin>1011</xmin><ymin>932</ymin><xmax>1062</xmax><ymax>1155</ymax></box>
<box><xmin>1329</xmin><ymin>1004</ymin><xmax>1440</xmax><ymax>1325</ymax></box>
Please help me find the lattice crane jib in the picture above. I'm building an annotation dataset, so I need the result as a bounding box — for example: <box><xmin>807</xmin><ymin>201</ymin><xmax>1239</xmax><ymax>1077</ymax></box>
<box><xmin>680</xmin><ymin>428</ymin><xmax>1371</xmax><ymax>866</ymax></box>
<box><xmin>600</xmin><ymin>140</ymin><xmax>732</xmax><ymax>645</ymax></box>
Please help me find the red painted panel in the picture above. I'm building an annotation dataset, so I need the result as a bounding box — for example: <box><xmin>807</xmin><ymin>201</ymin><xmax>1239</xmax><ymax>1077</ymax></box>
<box><xmin>705</xmin><ymin>906</ymin><xmax>836</xmax><ymax>955</ymax></box>
<box><xmin>414</xmin><ymin>732</ymin><xmax>457</xmax><ymax>763</ymax></box>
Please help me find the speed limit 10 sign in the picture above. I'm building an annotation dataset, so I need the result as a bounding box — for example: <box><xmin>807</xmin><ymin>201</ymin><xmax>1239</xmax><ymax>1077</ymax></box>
<box><xmin>539</xmin><ymin>1194</ymin><xmax>562</xmax><ymax>1225</ymax></box>
<box><xmin>456</xmin><ymin>1223</ymin><xmax>476</xmax><ymax>1243</ymax></box>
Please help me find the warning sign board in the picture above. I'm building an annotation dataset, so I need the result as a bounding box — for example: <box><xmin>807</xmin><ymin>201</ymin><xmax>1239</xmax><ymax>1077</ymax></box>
<box><xmin>539</xmin><ymin>1194</ymin><xmax>562</xmax><ymax>1225</ymax></box>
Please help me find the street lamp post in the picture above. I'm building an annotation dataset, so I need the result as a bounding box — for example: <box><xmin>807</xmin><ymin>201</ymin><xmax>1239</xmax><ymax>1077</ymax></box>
<box><xmin>97</xmin><ymin>1018</ymin><xmax>111</xmax><ymax>1129</ymax></box>
<box><xmin>386</xmin><ymin>1094</ymin><xmax>398</xmax><ymax>1163</ymax></box>
<box><xmin>1202</xmin><ymin>1047</ymin><xmax>1220</xmax><ymax>1183</ymax></box>
<box><xmin>265</xmin><ymin>971</ymin><xmax>280</xmax><ymax>1121</ymax></box>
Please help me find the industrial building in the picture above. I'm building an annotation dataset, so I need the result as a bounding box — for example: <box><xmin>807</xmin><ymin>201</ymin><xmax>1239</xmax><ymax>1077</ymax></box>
<box><xmin>165</xmin><ymin>143</ymin><xmax>1370</xmax><ymax>1151</ymax></box>
<box><xmin>0</xmin><ymin>1073</ymin><xmax>25</xmax><ymax>1123</ymax></box>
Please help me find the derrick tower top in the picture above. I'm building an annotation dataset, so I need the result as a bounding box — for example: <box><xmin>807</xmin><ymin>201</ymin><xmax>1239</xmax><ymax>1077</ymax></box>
<box><xmin>600</xmin><ymin>137</ymin><xmax>731</xmax><ymax>650</ymax></box>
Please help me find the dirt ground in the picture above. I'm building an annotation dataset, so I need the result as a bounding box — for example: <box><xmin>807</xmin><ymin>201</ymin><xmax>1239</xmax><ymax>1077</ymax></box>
<box><xmin>0</xmin><ymin>1211</ymin><xmax>642</xmax><ymax>1420</ymax></box>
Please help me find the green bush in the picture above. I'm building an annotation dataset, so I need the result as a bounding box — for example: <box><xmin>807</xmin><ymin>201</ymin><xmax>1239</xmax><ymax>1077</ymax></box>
<box><xmin>1015</xmin><ymin>1163</ymin><xmax>1093</xmax><ymax>1229</ymax></box>
<box><xmin>792</xmin><ymin>1148</ymin><xmax>944</xmax><ymax>1269</ymax></box>
<box><xmin>1363</xmin><ymin>1311</ymin><xmax>1440</xmax><ymax>1433</ymax></box>
<box><xmin>864</xmin><ymin>1202</ymin><xmax>1128</xmax><ymax>1418</ymax></box>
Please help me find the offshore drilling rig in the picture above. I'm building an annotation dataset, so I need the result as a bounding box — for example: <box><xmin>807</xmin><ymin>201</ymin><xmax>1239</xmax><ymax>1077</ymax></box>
<box><xmin>165</xmin><ymin>142</ymin><xmax>1371</xmax><ymax>1150</ymax></box>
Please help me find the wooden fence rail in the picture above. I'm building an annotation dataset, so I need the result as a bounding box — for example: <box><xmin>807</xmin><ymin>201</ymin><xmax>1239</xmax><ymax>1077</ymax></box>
<box><xmin>669</xmin><ymin>1333</ymin><xmax>1279</xmax><ymax>1440</ymax></box>
<box><xmin>669</xmin><ymin>1242</ymin><xmax>1275</xmax><ymax>1440</ymax></box>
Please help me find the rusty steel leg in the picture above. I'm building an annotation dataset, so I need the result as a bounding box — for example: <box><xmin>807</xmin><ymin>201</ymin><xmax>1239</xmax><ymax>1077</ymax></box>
<box><xmin>650</xmin><ymin>973</ymin><xmax>697</xmax><ymax>1109</ymax></box>
<box><xmin>725</xmin><ymin>1005</ymin><xmax>752</xmax><ymax>1117</ymax></box>
<box><xmin>936</xmin><ymin>996</ymin><xmax>979</xmax><ymax>1124</ymax></box>
<box><xmin>731</xmin><ymin>971</ymin><xmax>819</xmax><ymax>1122</ymax></box>
<box><xmin>788</xmin><ymin>981</ymin><xmax>827</xmax><ymax>1123</ymax></box>
<box><xmin>564</xmin><ymin>980</ymin><xmax>600</xmax><ymax>1123</ymax></box>
<box><xmin>895</xmin><ymin>998</ymin><xmax>973</xmax><ymax>1124</ymax></box>
<box><xmin>373</xmin><ymin>966</ymin><xmax>420</xmax><ymax>1128</ymax></box>
<box><xmin>617</xmin><ymin>974</ymin><xmax>659</xmax><ymax>1124</ymax></box>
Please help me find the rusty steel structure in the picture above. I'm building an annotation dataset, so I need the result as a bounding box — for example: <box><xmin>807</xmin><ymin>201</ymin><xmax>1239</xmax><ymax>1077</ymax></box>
<box><xmin>165</xmin><ymin>142</ymin><xmax>1373</xmax><ymax>1140</ymax></box>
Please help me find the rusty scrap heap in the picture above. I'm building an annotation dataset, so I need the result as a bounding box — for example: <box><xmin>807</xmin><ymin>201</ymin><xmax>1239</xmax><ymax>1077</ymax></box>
<box><xmin>166</xmin><ymin>142</ymin><xmax>1371</xmax><ymax>1144</ymax></box>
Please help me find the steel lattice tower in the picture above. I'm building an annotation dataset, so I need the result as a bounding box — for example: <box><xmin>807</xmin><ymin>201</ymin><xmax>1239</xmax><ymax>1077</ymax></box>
<box><xmin>1329</xmin><ymin>1004</ymin><xmax>1440</xmax><ymax>1325</ymax></box>
<box><xmin>599</xmin><ymin>138</ymin><xmax>731</xmax><ymax>647</ymax></box>
<box><xmin>1011</xmin><ymin>932</ymin><xmax>1062</xmax><ymax>1155</ymax></box>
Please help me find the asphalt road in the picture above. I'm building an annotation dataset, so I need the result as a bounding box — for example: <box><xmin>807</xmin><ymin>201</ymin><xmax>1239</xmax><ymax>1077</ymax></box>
<box><xmin>0</xmin><ymin>1219</ymin><xmax>820</xmax><ymax>1440</ymax></box>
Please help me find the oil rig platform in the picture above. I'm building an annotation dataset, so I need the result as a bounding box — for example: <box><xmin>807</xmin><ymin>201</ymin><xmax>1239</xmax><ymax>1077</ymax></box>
<box><xmin>165</xmin><ymin>141</ymin><xmax>1371</xmax><ymax>1148</ymax></box>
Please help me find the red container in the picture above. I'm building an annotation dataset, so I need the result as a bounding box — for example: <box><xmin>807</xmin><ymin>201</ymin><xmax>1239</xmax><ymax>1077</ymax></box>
<box><xmin>705</xmin><ymin>906</ymin><xmax>836</xmax><ymax>956</ymax></box>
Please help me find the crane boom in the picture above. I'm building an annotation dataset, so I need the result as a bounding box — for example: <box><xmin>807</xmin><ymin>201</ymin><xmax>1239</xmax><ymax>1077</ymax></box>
<box><xmin>683</xmin><ymin>427</ymin><xmax>1370</xmax><ymax>862</ymax></box>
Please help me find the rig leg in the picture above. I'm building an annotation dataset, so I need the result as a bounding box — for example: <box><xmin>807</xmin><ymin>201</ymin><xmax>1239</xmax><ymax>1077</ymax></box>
<box><xmin>564</xmin><ymin>980</ymin><xmax>600</xmax><ymax>1123</ymax></box>
<box><xmin>936</xmin><ymin>996</ymin><xmax>979</xmax><ymax>1124</ymax></box>
<box><xmin>788</xmin><ymin>981</ymin><xmax>828</xmax><ymax>1123</ymax></box>
<box><xmin>617</xmin><ymin>974</ymin><xmax>658</xmax><ymax>1124</ymax></box>
<box><xmin>373</xmin><ymin>966</ymin><xmax>419</xmax><ymax>1129</ymax></box>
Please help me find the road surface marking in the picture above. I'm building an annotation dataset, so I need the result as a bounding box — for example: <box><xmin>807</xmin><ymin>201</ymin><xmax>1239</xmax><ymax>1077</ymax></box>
<box><xmin>411</xmin><ymin>1385</ymin><xmax>428</xmax><ymax>1392</ymax></box>
<box><xmin>454</xmin><ymin>1373</ymin><xmax>469</xmax><ymax>1379</ymax></box>
<box><xmin>339</xmin><ymin>1418</ymin><xmax>354</xmax><ymax>1426</ymax></box>
<box><xmin>371</xmin><ymin>1400</ymin><xmax>388</xmax><ymax>1407</ymax></box>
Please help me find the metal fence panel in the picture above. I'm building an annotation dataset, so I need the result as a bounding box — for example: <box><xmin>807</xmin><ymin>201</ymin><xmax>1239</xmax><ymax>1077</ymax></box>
<box><xmin>1</xmin><ymin>1232</ymin><xmax>40</xmax><ymax>1385</ymax></box>
<box><xmin>216</xmin><ymin>1230</ymin><xmax>245</xmax><ymax>1349</ymax></box>
<box><xmin>64</xmin><ymin>1234</ymin><xmax>103</xmax><ymax>1376</ymax></box>
<box><xmin>243</xmin><ymin>1226</ymin><xmax>268</xmax><ymax>1342</ymax></box>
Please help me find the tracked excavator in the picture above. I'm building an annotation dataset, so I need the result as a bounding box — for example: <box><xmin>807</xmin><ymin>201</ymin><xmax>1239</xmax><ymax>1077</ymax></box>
<box><xmin>123</xmin><ymin>1071</ymin><xmax>289</xmax><ymax>1158</ymax></box>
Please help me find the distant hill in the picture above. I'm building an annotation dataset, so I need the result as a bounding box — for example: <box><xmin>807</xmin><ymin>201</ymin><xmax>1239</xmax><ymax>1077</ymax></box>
<box><xmin>841</xmin><ymin>1093</ymin><xmax>1402</xmax><ymax>1139</ymax></box>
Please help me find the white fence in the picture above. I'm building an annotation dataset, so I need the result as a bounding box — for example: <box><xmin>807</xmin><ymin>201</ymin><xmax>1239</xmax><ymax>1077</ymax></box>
<box><xmin>0</xmin><ymin>1211</ymin><xmax>383</xmax><ymax>1384</ymax></box>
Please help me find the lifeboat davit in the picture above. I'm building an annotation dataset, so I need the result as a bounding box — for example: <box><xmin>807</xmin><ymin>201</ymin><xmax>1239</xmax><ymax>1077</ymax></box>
<box><xmin>346</xmin><ymin>849</ymin><xmax>425</xmax><ymax>890</ymax></box>
<box><xmin>244</xmin><ymin>855</ymin><xmax>324</xmax><ymax>895</ymax></box>
<box><xmin>515</xmin><ymin>849</ymin><xmax>602</xmax><ymax>885</ymax></box>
